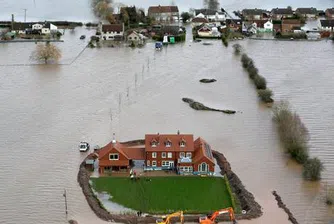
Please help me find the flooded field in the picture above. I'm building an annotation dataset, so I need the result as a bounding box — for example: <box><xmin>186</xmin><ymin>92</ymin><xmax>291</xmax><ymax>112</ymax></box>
<box><xmin>0</xmin><ymin>25</ymin><xmax>333</xmax><ymax>224</ymax></box>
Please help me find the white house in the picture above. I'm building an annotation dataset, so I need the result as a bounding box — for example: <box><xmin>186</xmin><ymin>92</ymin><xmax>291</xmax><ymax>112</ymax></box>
<box><xmin>127</xmin><ymin>31</ymin><xmax>146</xmax><ymax>45</ymax></box>
<box><xmin>264</xmin><ymin>20</ymin><xmax>273</xmax><ymax>32</ymax></box>
<box><xmin>194</xmin><ymin>9</ymin><xmax>225</xmax><ymax>22</ymax></box>
<box><xmin>32</xmin><ymin>23</ymin><xmax>43</xmax><ymax>30</ymax></box>
<box><xmin>100</xmin><ymin>23</ymin><xmax>125</xmax><ymax>41</ymax></box>
<box><xmin>319</xmin><ymin>20</ymin><xmax>334</xmax><ymax>31</ymax></box>
<box><xmin>41</xmin><ymin>23</ymin><xmax>58</xmax><ymax>34</ymax></box>
<box><xmin>197</xmin><ymin>24</ymin><xmax>221</xmax><ymax>37</ymax></box>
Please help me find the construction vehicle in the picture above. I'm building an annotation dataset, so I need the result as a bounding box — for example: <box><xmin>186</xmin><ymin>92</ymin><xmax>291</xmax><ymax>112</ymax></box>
<box><xmin>156</xmin><ymin>211</ymin><xmax>184</xmax><ymax>224</ymax></box>
<box><xmin>199</xmin><ymin>207</ymin><xmax>237</xmax><ymax>224</ymax></box>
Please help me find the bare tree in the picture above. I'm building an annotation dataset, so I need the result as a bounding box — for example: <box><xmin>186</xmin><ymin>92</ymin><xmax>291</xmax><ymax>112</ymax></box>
<box><xmin>92</xmin><ymin>0</ymin><xmax>114</xmax><ymax>19</ymax></box>
<box><xmin>31</xmin><ymin>42</ymin><xmax>62</xmax><ymax>64</ymax></box>
<box><xmin>203</xmin><ymin>0</ymin><xmax>219</xmax><ymax>11</ymax></box>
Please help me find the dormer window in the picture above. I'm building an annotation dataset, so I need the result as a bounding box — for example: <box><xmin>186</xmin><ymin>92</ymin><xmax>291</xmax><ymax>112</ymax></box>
<box><xmin>151</xmin><ymin>139</ymin><xmax>157</xmax><ymax>147</ymax></box>
<box><xmin>180</xmin><ymin>141</ymin><xmax>186</xmax><ymax>147</ymax></box>
<box><xmin>165</xmin><ymin>140</ymin><xmax>172</xmax><ymax>147</ymax></box>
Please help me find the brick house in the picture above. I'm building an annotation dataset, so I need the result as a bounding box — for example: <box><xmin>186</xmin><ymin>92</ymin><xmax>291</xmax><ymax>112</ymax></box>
<box><xmin>295</xmin><ymin>8</ymin><xmax>318</xmax><ymax>18</ymax></box>
<box><xmin>145</xmin><ymin>133</ymin><xmax>215</xmax><ymax>175</ymax></box>
<box><xmin>271</xmin><ymin>8</ymin><xmax>294</xmax><ymax>20</ymax></box>
<box><xmin>97</xmin><ymin>140</ymin><xmax>145</xmax><ymax>174</ymax></box>
<box><xmin>325</xmin><ymin>8</ymin><xmax>334</xmax><ymax>19</ymax></box>
<box><xmin>148</xmin><ymin>5</ymin><xmax>179</xmax><ymax>22</ymax></box>
<box><xmin>281</xmin><ymin>19</ymin><xmax>301</xmax><ymax>33</ymax></box>
<box><xmin>97</xmin><ymin>133</ymin><xmax>215</xmax><ymax>176</ymax></box>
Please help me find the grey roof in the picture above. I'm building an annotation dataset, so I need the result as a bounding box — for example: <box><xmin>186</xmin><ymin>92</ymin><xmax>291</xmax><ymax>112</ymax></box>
<box><xmin>195</xmin><ymin>9</ymin><xmax>218</xmax><ymax>16</ymax></box>
<box><xmin>12</xmin><ymin>22</ymin><xmax>32</xmax><ymax>30</ymax></box>
<box><xmin>320</xmin><ymin>20</ymin><xmax>334</xmax><ymax>27</ymax></box>
<box><xmin>242</xmin><ymin>8</ymin><xmax>267</xmax><ymax>15</ymax></box>
<box><xmin>296</xmin><ymin>8</ymin><xmax>317</xmax><ymax>14</ymax></box>
<box><xmin>326</xmin><ymin>8</ymin><xmax>334</xmax><ymax>14</ymax></box>
<box><xmin>271</xmin><ymin>8</ymin><xmax>294</xmax><ymax>15</ymax></box>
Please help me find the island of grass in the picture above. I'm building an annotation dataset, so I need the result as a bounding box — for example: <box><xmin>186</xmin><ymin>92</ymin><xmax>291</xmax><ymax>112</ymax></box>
<box><xmin>91</xmin><ymin>176</ymin><xmax>237</xmax><ymax>214</ymax></box>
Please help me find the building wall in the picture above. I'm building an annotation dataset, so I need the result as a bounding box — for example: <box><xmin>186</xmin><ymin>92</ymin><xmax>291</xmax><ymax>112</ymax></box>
<box><xmin>42</xmin><ymin>28</ymin><xmax>50</xmax><ymax>34</ymax></box>
<box><xmin>149</xmin><ymin>12</ymin><xmax>179</xmax><ymax>22</ymax></box>
<box><xmin>282</xmin><ymin>23</ymin><xmax>300</xmax><ymax>33</ymax></box>
<box><xmin>194</xmin><ymin>157</ymin><xmax>215</xmax><ymax>173</ymax></box>
<box><xmin>102</xmin><ymin>31</ymin><xmax>124</xmax><ymax>40</ymax></box>
<box><xmin>32</xmin><ymin>24</ymin><xmax>43</xmax><ymax>30</ymax></box>
<box><xmin>99</xmin><ymin>148</ymin><xmax>130</xmax><ymax>173</ymax></box>
<box><xmin>325</xmin><ymin>10</ymin><xmax>334</xmax><ymax>19</ymax></box>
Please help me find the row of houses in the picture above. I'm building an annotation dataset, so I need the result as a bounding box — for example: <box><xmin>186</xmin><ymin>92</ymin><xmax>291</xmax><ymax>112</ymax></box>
<box><xmin>10</xmin><ymin>22</ymin><xmax>58</xmax><ymax>35</ymax></box>
<box><xmin>242</xmin><ymin>7</ymin><xmax>334</xmax><ymax>20</ymax></box>
<box><xmin>88</xmin><ymin>133</ymin><xmax>215</xmax><ymax>176</ymax></box>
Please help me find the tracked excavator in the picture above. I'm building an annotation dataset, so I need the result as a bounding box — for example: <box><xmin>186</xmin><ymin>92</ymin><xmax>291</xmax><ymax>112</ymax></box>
<box><xmin>199</xmin><ymin>207</ymin><xmax>237</xmax><ymax>224</ymax></box>
<box><xmin>156</xmin><ymin>211</ymin><xmax>184</xmax><ymax>224</ymax></box>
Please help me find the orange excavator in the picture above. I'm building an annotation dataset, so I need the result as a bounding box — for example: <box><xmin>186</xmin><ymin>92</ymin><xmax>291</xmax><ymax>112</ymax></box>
<box><xmin>156</xmin><ymin>211</ymin><xmax>184</xmax><ymax>224</ymax></box>
<box><xmin>199</xmin><ymin>207</ymin><xmax>237</xmax><ymax>224</ymax></box>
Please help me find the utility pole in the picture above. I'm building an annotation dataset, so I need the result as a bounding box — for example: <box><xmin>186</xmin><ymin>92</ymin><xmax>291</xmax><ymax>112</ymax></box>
<box><xmin>63</xmin><ymin>189</ymin><xmax>68</xmax><ymax>218</ymax></box>
<box><xmin>11</xmin><ymin>14</ymin><xmax>14</xmax><ymax>31</ymax></box>
<box><xmin>23</xmin><ymin>9</ymin><xmax>27</xmax><ymax>22</ymax></box>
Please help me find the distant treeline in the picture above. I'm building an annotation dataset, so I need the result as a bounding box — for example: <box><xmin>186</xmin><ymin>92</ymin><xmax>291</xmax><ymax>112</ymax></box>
<box><xmin>0</xmin><ymin>21</ymin><xmax>86</xmax><ymax>27</ymax></box>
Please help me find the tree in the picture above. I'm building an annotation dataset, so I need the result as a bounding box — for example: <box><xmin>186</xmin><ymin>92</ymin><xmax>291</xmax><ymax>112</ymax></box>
<box><xmin>254</xmin><ymin>75</ymin><xmax>267</xmax><ymax>89</ymax></box>
<box><xmin>120</xmin><ymin>7</ymin><xmax>129</xmax><ymax>26</ymax></box>
<box><xmin>31</xmin><ymin>42</ymin><xmax>61</xmax><ymax>64</ymax></box>
<box><xmin>106</xmin><ymin>12</ymin><xmax>116</xmax><ymax>24</ymax></box>
<box><xmin>303</xmin><ymin>157</ymin><xmax>324</xmax><ymax>181</ymax></box>
<box><xmin>258</xmin><ymin>89</ymin><xmax>274</xmax><ymax>103</ymax></box>
<box><xmin>91</xmin><ymin>0</ymin><xmax>113</xmax><ymax>19</ymax></box>
<box><xmin>203</xmin><ymin>0</ymin><xmax>219</xmax><ymax>11</ymax></box>
<box><xmin>232</xmin><ymin>43</ymin><xmax>242</xmax><ymax>55</ymax></box>
<box><xmin>181</xmin><ymin>12</ymin><xmax>192</xmax><ymax>22</ymax></box>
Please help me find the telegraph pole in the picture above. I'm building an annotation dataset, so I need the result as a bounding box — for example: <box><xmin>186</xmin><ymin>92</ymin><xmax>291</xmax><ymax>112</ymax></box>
<box><xmin>63</xmin><ymin>189</ymin><xmax>68</xmax><ymax>218</ymax></box>
<box><xmin>23</xmin><ymin>9</ymin><xmax>27</xmax><ymax>22</ymax></box>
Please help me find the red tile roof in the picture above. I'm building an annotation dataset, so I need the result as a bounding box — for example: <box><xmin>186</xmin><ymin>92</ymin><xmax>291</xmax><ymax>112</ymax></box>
<box><xmin>102</xmin><ymin>24</ymin><xmax>123</xmax><ymax>33</ymax></box>
<box><xmin>122</xmin><ymin>147</ymin><xmax>145</xmax><ymax>160</ymax></box>
<box><xmin>145</xmin><ymin>134</ymin><xmax>194</xmax><ymax>152</ymax></box>
<box><xmin>148</xmin><ymin>5</ymin><xmax>179</xmax><ymax>14</ymax></box>
<box><xmin>192</xmin><ymin>17</ymin><xmax>209</xmax><ymax>23</ymax></box>
<box><xmin>193</xmin><ymin>137</ymin><xmax>215</xmax><ymax>164</ymax></box>
<box><xmin>97</xmin><ymin>141</ymin><xmax>129</xmax><ymax>160</ymax></box>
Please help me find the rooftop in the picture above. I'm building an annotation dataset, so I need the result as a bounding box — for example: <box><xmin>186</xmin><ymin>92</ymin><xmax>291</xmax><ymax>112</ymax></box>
<box><xmin>145</xmin><ymin>134</ymin><xmax>194</xmax><ymax>152</ymax></box>
<box><xmin>320</xmin><ymin>20</ymin><xmax>334</xmax><ymax>27</ymax></box>
<box><xmin>242</xmin><ymin>8</ymin><xmax>268</xmax><ymax>15</ymax></box>
<box><xmin>295</xmin><ymin>7</ymin><xmax>317</xmax><ymax>14</ymax></box>
<box><xmin>271</xmin><ymin>8</ymin><xmax>294</xmax><ymax>15</ymax></box>
<box><xmin>195</xmin><ymin>9</ymin><xmax>218</xmax><ymax>16</ymax></box>
<box><xmin>102</xmin><ymin>24</ymin><xmax>123</xmax><ymax>33</ymax></box>
<box><xmin>148</xmin><ymin>5</ymin><xmax>179</xmax><ymax>14</ymax></box>
<box><xmin>192</xmin><ymin>17</ymin><xmax>209</xmax><ymax>23</ymax></box>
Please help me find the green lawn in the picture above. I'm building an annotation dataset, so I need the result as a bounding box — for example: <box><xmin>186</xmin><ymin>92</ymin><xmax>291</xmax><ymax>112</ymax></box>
<box><xmin>91</xmin><ymin>176</ymin><xmax>233</xmax><ymax>214</ymax></box>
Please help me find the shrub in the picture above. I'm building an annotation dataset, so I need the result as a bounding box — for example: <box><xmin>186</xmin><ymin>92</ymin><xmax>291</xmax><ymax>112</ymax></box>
<box><xmin>254</xmin><ymin>75</ymin><xmax>267</xmax><ymax>89</ymax></box>
<box><xmin>302</xmin><ymin>157</ymin><xmax>324</xmax><ymax>181</ymax></box>
<box><xmin>241</xmin><ymin>54</ymin><xmax>253</xmax><ymax>68</ymax></box>
<box><xmin>247</xmin><ymin>65</ymin><xmax>258</xmax><ymax>79</ymax></box>
<box><xmin>258</xmin><ymin>89</ymin><xmax>274</xmax><ymax>103</ymax></box>
<box><xmin>232</xmin><ymin>43</ymin><xmax>242</xmax><ymax>55</ymax></box>
<box><xmin>326</xmin><ymin>186</ymin><xmax>334</xmax><ymax>205</ymax></box>
<box><xmin>273</xmin><ymin>101</ymin><xmax>311</xmax><ymax>163</ymax></box>
<box><xmin>222</xmin><ymin>35</ymin><xmax>228</xmax><ymax>47</ymax></box>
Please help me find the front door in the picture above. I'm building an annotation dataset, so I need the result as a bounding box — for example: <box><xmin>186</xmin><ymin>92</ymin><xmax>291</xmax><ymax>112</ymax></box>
<box><xmin>169</xmin><ymin>161</ymin><xmax>174</xmax><ymax>168</ymax></box>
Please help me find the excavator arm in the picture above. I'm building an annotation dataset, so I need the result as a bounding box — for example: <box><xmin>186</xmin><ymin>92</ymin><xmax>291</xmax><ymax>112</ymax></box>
<box><xmin>199</xmin><ymin>207</ymin><xmax>236</xmax><ymax>224</ymax></box>
<box><xmin>157</xmin><ymin>211</ymin><xmax>184</xmax><ymax>224</ymax></box>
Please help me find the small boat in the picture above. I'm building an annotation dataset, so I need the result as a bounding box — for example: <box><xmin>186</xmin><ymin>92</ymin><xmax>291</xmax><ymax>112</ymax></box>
<box><xmin>155</xmin><ymin>42</ymin><xmax>163</xmax><ymax>50</ymax></box>
<box><xmin>79</xmin><ymin>142</ymin><xmax>90</xmax><ymax>152</ymax></box>
<box><xmin>80</xmin><ymin>35</ymin><xmax>86</xmax><ymax>40</ymax></box>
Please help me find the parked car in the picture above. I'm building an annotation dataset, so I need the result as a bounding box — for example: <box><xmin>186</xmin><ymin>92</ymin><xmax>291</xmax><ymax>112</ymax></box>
<box><xmin>79</xmin><ymin>142</ymin><xmax>90</xmax><ymax>152</ymax></box>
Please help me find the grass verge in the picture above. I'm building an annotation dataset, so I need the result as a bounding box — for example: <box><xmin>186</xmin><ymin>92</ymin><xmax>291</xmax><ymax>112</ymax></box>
<box><xmin>91</xmin><ymin>176</ymin><xmax>233</xmax><ymax>214</ymax></box>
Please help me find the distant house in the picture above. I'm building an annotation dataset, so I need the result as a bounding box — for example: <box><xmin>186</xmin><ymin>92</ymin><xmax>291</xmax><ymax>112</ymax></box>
<box><xmin>197</xmin><ymin>24</ymin><xmax>221</xmax><ymax>38</ymax></box>
<box><xmin>148</xmin><ymin>5</ymin><xmax>179</xmax><ymax>22</ymax></box>
<box><xmin>32</xmin><ymin>23</ymin><xmax>43</xmax><ymax>30</ymax></box>
<box><xmin>12</xmin><ymin>22</ymin><xmax>32</xmax><ymax>34</ymax></box>
<box><xmin>194</xmin><ymin>9</ymin><xmax>225</xmax><ymax>22</ymax></box>
<box><xmin>127</xmin><ymin>31</ymin><xmax>146</xmax><ymax>45</ymax></box>
<box><xmin>42</xmin><ymin>22</ymin><xmax>58</xmax><ymax>34</ymax></box>
<box><xmin>325</xmin><ymin>8</ymin><xmax>334</xmax><ymax>19</ymax></box>
<box><xmin>226</xmin><ymin>19</ymin><xmax>242</xmax><ymax>32</ymax></box>
<box><xmin>96</xmin><ymin>133</ymin><xmax>215</xmax><ymax>176</ymax></box>
<box><xmin>242</xmin><ymin>8</ymin><xmax>269</xmax><ymax>20</ymax></box>
<box><xmin>191</xmin><ymin>17</ymin><xmax>208</xmax><ymax>28</ymax></box>
<box><xmin>100</xmin><ymin>24</ymin><xmax>125</xmax><ymax>41</ymax></box>
<box><xmin>281</xmin><ymin>19</ymin><xmax>302</xmax><ymax>33</ymax></box>
<box><xmin>319</xmin><ymin>20</ymin><xmax>334</xmax><ymax>31</ymax></box>
<box><xmin>263</xmin><ymin>20</ymin><xmax>273</xmax><ymax>32</ymax></box>
<box><xmin>271</xmin><ymin>8</ymin><xmax>294</xmax><ymax>20</ymax></box>
<box><xmin>295</xmin><ymin>8</ymin><xmax>318</xmax><ymax>18</ymax></box>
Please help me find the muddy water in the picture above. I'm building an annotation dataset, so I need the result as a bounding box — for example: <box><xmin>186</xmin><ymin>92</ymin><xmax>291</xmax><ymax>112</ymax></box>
<box><xmin>0</xmin><ymin>25</ymin><xmax>333</xmax><ymax>224</ymax></box>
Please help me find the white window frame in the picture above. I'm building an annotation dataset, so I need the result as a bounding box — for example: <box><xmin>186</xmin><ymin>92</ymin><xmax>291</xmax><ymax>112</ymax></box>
<box><xmin>186</xmin><ymin>152</ymin><xmax>192</xmax><ymax>158</ymax></box>
<box><xmin>152</xmin><ymin>161</ymin><xmax>157</xmax><ymax>167</ymax></box>
<box><xmin>162</xmin><ymin>152</ymin><xmax>166</xmax><ymax>158</ymax></box>
<box><xmin>152</xmin><ymin>152</ymin><xmax>157</xmax><ymax>158</ymax></box>
<box><xmin>166</xmin><ymin>141</ymin><xmax>171</xmax><ymax>147</ymax></box>
<box><xmin>162</xmin><ymin>161</ymin><xmax>169</xmax><ymax>167</ymax></box>
<box><xmin>167</xmin><ymin>152</ymin><xmax>172</xmax><ymax>158</ymax></box>
<box><xmin>198</xmin><ymin>162</ymin><xmax>208</xmax><ymax>172</ymax></box>
<box><xmin>151</xmin><ymin>141</ymin><xmax>157</xmax><ymax>147</ymax></box>
<box><xmin>109</xmin><ymin>153</ymin><xmax>119</xmax><ymax>160</ymax></box>
<box><xmin>180</xmin><ymin>152</ymin><xmax>185</xmax><ymax>158</ymax></box>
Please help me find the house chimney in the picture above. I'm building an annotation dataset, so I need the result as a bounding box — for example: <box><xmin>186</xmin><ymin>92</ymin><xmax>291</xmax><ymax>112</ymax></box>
<box><xmin>112</xmin><ymin>133</ymin><xmax>116</xmax><ymax>144</ymax></box>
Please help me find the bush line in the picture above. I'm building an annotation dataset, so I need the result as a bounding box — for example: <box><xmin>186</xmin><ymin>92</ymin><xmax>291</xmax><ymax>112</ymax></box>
<box><xmin>238</xmin><ymin>51</ymin><xmax>274</xmax><ymax>104</ymax></box>
<box><xmin>224</xmin><ymin>174</ymin><xmax>237</xmax><ymax>211</ymax></box>
<box><xmin>273</xmin><ymin>101</ymin><xmax>324</xmax><ymax>181</ymax></box>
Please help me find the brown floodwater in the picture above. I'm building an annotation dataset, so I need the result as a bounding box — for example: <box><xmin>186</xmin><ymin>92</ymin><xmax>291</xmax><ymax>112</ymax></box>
<box><xmin>0</xmin><ymin>26</ymin><xmax>333</xmax><ymax>224</ymax></box>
